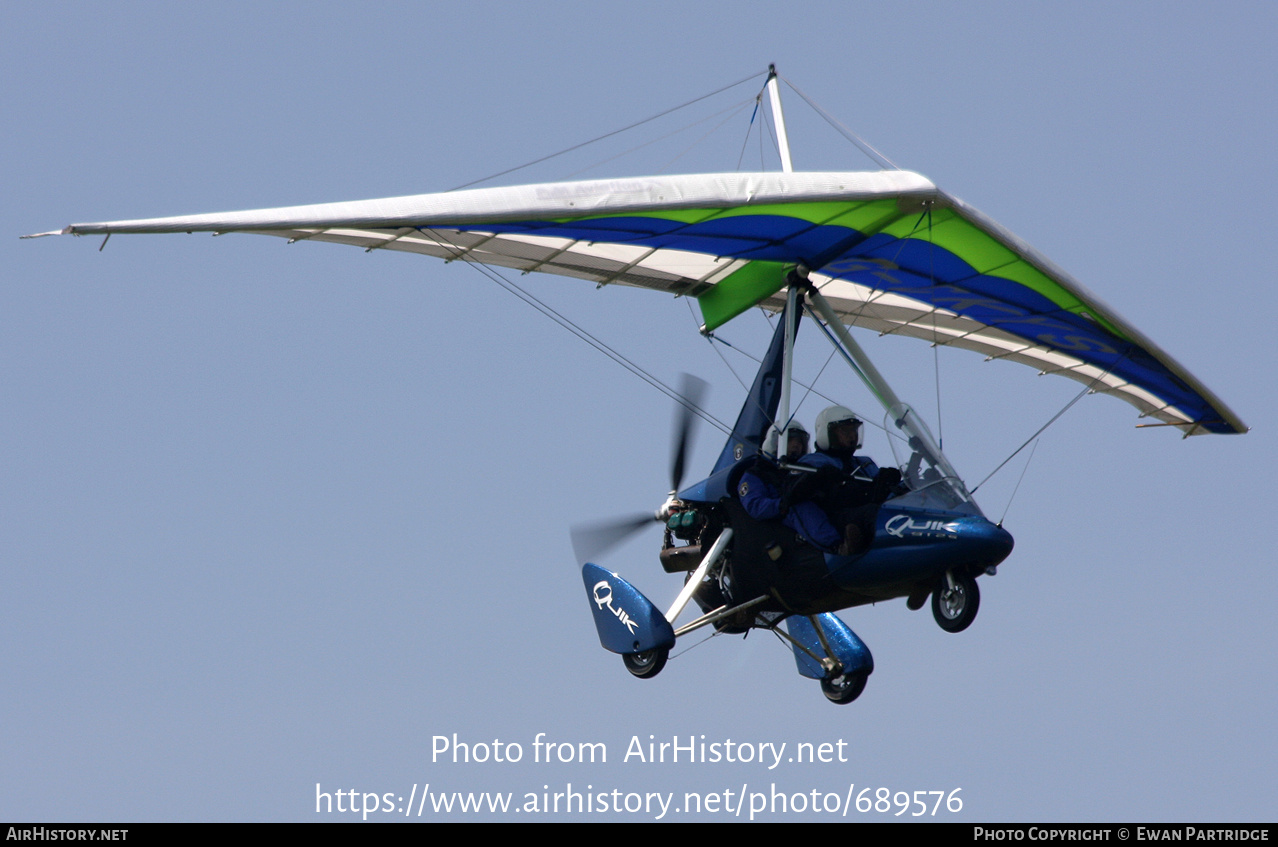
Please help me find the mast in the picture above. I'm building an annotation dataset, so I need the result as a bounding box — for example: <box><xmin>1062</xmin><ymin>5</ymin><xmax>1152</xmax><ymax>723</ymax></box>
<box><xmin>766</xmin><ymin>64</ymin><xmax>793</xmax><ymax>173</ymax></box>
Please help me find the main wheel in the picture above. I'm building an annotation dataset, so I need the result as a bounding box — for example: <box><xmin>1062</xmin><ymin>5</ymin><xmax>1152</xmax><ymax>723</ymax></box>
<box><xmin>821</xmin><ymin>672</ymin><xmax>868</xmax><ymax>705</ymax></box>
<box><xmin>622</xmin><ymin>647</ymin><xmax>669</xmax><ymax>679</ymax></box>
<box><xmin>932</xmin><ymin>571</ymin><xmax>980</xmax><ymax>633</ymax></box>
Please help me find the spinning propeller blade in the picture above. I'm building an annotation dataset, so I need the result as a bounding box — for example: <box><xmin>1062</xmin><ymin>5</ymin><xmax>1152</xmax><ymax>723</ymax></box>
<box><xmin>570</xmin><ymin>513</ymin><xmax>659</xmax><ymax>565</ymax></box>
<box><xmin>669</xmin><ymin>373</ymin><xmax>708</xmax><ymax>494</ymax></box>
<box><xmin>570</xmin><ymin>373</ymin><xmax>709</xmax><ymax>564</ymax></box>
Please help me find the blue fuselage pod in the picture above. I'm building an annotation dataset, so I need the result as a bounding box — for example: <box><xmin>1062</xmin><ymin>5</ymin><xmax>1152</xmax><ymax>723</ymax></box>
<box><xmin>582</xmin><ymin>563</ymin><xmax>676</xmax><ymax>655</ymax></box>
<box><xmin>826</xmin><ymin>505</ymin><xmax>1014</xmax><ymax>594</ymax></box>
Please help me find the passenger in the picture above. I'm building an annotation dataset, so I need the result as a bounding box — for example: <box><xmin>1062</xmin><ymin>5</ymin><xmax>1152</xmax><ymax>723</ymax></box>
<box><xmin>780</xmin><ymin>419</ymin><xmax>809</xmax><ymax>462</ymax></box>
<box><xmin>737</xmin><ymin>421</ymin><xmax>841</xmax><ymax>552</ymax></box>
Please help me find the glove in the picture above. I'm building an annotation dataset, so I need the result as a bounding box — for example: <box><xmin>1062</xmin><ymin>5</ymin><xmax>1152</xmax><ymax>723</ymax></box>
<box><xmin>785</xmin><ymin>466</ymin><xmax>836</xmax><ymax>503</ymax></box>
<box><xmin>875</xmin><ymin>467</ymin><xmax>902</xmax><ymax>487</ymax></box>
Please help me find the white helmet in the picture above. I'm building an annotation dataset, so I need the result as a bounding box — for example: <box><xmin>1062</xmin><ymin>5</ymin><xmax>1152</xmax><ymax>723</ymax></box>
<box><xmin>782</xmin><ymin>419</ymin><xmax>808</xmax><ymax>438</ymax></box>
<box><xmin>780</xmin><ymin>418</ymin><xmax>809</xmax><ymax>459</ymax></box>
<box><xmin>815</xmin><ymin>405</ymin><xmax>862</xmax><ymax>452</ymax></box>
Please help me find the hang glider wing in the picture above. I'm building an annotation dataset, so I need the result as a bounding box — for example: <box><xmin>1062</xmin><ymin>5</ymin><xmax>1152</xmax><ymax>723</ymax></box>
<box><xmin>33</xmin><ymin>171</ymin><xmax>1245</xmax><ymax>435</ymax></box>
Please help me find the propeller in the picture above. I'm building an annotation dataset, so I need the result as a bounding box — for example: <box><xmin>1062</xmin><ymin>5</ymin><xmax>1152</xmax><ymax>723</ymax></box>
<box><xmin>570</xmin><ymin>373</ymin><xmax>709</xmax><ymax>564</ymax></box>
<box><xmin>669</xmin><ymin>373</ymin><xmax>708</xmax><ymax>494</ymax></box>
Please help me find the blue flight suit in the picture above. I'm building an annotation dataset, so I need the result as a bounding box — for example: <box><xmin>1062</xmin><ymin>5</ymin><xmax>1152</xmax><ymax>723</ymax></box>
<box><xmin>737</xmin><ymin>463</ymin><xmax>841</xmax><ymax>551</ymax></box>
<box><xmin>796</xmin><ymin>449</ymin><xmax>900</xmax><ymax>555</ymax></box>
<box><xmin>798</xmin><ymin>450</ymin><xmax>881</xmax><ymax>481</ymax></box>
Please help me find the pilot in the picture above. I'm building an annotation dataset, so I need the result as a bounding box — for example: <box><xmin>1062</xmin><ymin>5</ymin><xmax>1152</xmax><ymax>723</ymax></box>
<box><xmin>797</xmin><ymin>405</ymin><xmax>904</xmax><ymax>554</ymax></box>
<box><xmin>737</xmin><ymin>421</ymin><xmax>842</xmax><ymax>553</ymax></box>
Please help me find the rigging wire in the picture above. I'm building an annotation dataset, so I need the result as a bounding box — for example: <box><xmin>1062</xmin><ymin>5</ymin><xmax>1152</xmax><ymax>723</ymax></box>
<box><xmin>705</xmin><ymin>330</ymin><xmax>888</xmax><ymax>437</ymax></box>
<box><xmin>998</xmin><ymin>439</ymin><xmax>1039</xmax><ymax>526</ymax></box>
<box><xmin>421</xmin><ymin>228</ymin><xmax>733</xmax><ymax>438</ymax></box>
<box><xmin>565</xmin><ymin>97</ymin><xmax>755</xmax><ymax>180</ymax></box>
<box><xmin>734</xmin><ymin>96</ymin><xmax>761</xmax><ymax>171</ymax></box>
<box><xmin>655</xmin><ymin>100</ymin><xmax>756</xmax><ymax>175</ymax></box>
<box><xmin>686</xmin><ymin>298</ymin><xmax>750</xmax><ymax>395</ymax></box>
<box><xmin>792</xmin><ymin>344</ymin><xmax>841</xmax><ymax>424</ymax></box>
<box><xmin>695</xmin><ymin>315</ymin><xmax>838</xmax><ymax>440</ymax></box>
<box><xmin>668</xmin><ymin>628</ymin><xmax>721</xmax><ymax>661</ymax></box>
<box><xmin>684</xmin><ymin>295</ymin><xmax>794</xmax><ymax>440</ymax></box>
<box><xmin>759</xmin><ymin>94</ymin><xmax>781</xmax><ymax>170</ymax></box>
<box><xmin>448</xmin><ymin>70</ymin><xmax>766</xmax><ymax>191</ymax></box>
<box><xmin>926</xmin><ymin>206</ymin><xmax>944</xmax><ymax>451</ymax></box>
<box><xmin>804</xmin><ymin>309</ymin><xmax>894</xmax><ymax>425</ymax></box>
<box><xmin>778</xmin><ymin>74</ymin><xmax>900</xmax><ymax>170</ymax></box>
<box><xmin>970</xmin><ymin>360</ymin><xmax>1122</xmax><ymax>494</ymax></box>
<box><xmin>686</xmin><ymin>287</ymin><xmax>834</xmax><ymax>433</ymax></box>
<box><xmin>933</xmin><ymin>331</ymin><xmax>942</xmax><ymax>451</ymax></box>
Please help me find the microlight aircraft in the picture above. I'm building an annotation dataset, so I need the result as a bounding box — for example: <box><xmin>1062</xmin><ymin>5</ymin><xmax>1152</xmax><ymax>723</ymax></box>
<box><xmin>26</xmin><ymin>68</ymin><xmax>1245</xmax><ymax>704</ymax></box>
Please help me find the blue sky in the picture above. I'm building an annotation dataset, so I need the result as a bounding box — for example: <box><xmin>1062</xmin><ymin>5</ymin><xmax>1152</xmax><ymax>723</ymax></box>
<box><xmin>5</xmin><ymin>1</ymin><xmax>1275</xmax><ymax>821</ymax></box>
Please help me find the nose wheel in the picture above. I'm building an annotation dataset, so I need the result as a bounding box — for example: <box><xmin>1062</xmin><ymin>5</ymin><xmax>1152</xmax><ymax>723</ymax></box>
<box><xmin>932</xmin><ymin>571</ymin><xmax>980</xmax><ymax>633</ymax></box>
